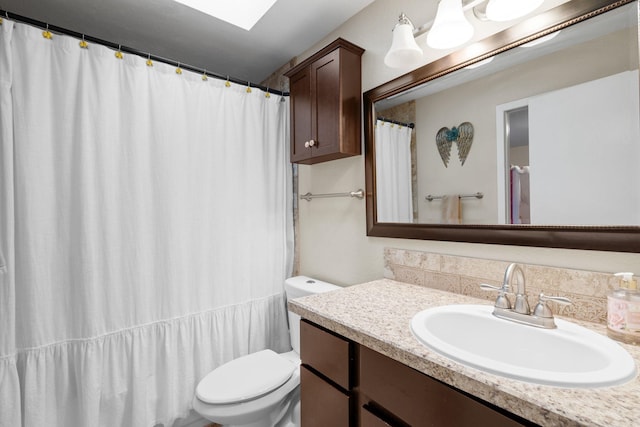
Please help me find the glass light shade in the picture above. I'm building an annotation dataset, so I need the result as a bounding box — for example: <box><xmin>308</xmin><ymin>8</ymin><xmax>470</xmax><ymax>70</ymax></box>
<box><xmin>485</xmin><ymin>0</ymin><xmax>544</xmax><ymax>22</ymax></box>
<box><xmin>384</xmin><ymin>18</ymin><xmax>424</xmax><ymax>68</ymax></box>
<box><xmin>427</xmin><ymin>0</ymin><xmax>474</xmax><ymax>50</ymax></box>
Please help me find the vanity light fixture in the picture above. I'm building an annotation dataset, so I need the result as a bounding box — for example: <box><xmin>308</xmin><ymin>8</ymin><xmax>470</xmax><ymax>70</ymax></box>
<box><xmin>384</xmin><ymin>13</ymin><xmax>424</xmax><ymax>68</ymax></box>
<box><xmin>384</xmin><ymin>0</ymin><xmax>547</xmax><ymax>68</ymax></box>
<box><xmin>427</xmin><ymin>0</ymin><xmax>474</xmax><ymax>49</ymax></box>
<box><xmin>485</xmin><ymin>0</ymin><xmax>544</xmax><ymax>22</ymax></box>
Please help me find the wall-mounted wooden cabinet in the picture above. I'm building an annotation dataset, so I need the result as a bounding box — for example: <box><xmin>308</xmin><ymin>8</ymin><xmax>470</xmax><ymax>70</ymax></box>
<box><xmin>285</xmin><ymin>38</ymin><xmax>364</xmax><ymax>165</ymax></box>
<box><xmin>300</xmin><ymin>320</ymin><xmax>533</xmax><ymax>427</ymax></box>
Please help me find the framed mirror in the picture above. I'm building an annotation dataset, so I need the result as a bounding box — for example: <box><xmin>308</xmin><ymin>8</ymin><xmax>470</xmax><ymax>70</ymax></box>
<box><xmin>364</xmin><ymin>0</ymin><xmax>640</xmax><ymax>252</ymax></box>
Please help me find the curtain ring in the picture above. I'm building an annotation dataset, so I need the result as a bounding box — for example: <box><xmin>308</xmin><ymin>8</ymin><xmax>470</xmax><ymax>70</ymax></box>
<box><xmin>146</xmin><ymin>53</ymin><xmax>153</xmax><ymax>67</ymax></box>
<box><xmin>42</xmin><ymin>23</ymin><xmax>52</xmax><ymax>39</ymax></box>
<box><xmin>176</xmin><ymin>62</ymin><xmax>182</xmax><ymax>75</ymax></box>
<box><xmin>225</xmin><ymin>76</ymin><xmax>231</xmax><ymax>87</ymax></box>
<box><xmin>202</xmin><ymin>69</ymin><xmax>208</xmax><ymax>81</ymax></box>
<box><xmin>79</xmin><ymin>34</ymin><xmax>88</xmax><ymax>49</ymax></box>
<box><xmin>115</xmin><ymin>44</ymin><xmax>123</xmax><ymax>59</ymax></box>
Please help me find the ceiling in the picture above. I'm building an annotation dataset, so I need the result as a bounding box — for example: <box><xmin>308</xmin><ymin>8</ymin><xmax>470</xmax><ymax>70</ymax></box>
<box><xmin>0</xmin><ymin>0</ymin><xmax>375</xmax><ymax>84</ymax></box>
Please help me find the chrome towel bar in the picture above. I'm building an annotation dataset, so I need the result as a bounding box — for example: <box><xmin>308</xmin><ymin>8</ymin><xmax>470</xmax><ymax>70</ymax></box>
<box><xmin>425</xmin><ymin>192</ymin><xmax>483</xmax><ymax>202</ymax></box>
<box><xmin>300</xmin><ymin>189</ymin><xmax>364</xmax><ymax>202</ymax></box>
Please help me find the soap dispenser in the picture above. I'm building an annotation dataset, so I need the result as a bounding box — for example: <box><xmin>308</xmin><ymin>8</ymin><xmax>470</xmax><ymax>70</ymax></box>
<box><xmin>607</xmin><ymin>272</ymin><xmax>640</xmax><ymax>344</ymax></box>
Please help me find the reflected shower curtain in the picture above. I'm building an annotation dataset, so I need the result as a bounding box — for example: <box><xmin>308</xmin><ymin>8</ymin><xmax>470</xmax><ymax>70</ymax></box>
<box><xmin>375</xmin><ymin>120</ymin><xmax>413</xmax><ymax>222</ymax></box>
<box><xmin>0</xmin><ymin>21</ymin><xmax>293</xmax><ymax>427</ymax></box>
<box><xmin>510</xmin><ymin>165</ymin><xmax>531</xmax><ymax>224</ymax></box>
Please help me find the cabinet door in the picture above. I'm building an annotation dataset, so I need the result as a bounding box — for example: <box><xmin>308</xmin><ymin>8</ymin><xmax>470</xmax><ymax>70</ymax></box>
<box><xmin>289</xmin><ymin>67</ymin><xmax>313</xmax><ymax>163</ymax></box>
<box><xmin>301</xmin><ymin>365</ymin><xmax>350</xmax><ymax>427</ymax></box>
<box><xmin>310</xmin><ymin>48</ymin><xmax>340</xmax><ymax>159</ymax></box>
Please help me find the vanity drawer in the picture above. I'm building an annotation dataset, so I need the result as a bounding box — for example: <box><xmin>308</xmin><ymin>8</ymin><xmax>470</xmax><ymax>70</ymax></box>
<box><xmin>301</xmin><ymin>365</ymin><xmax>350</xmax><ymax>427</ymax></box>
<box><xmin>360</xmin><ymin>404</ymin><xmax>400</xmax><ymax>427</ymax></box>
<box><xmin>300</xmin><ymin>319</ymin><xmax>351</xmax><ymax>390</ymax></box>
<box><xmin>359</xmin><ymin>346</ymin><xmax>528</xmax><ymax>427</ymax></box>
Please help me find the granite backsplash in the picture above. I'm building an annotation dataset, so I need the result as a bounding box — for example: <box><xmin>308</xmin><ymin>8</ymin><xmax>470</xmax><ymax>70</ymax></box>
<box><xmin>383</xmin><ymin>247</ymin><xmax>620</xmax><ymax>325</ymax></box>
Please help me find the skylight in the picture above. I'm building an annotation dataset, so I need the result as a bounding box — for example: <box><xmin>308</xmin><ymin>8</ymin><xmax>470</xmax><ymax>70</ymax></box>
<box><xmin>173</xmin><ymin>0</ymin><xmax>278</xmax><ymax>31</ymax></box>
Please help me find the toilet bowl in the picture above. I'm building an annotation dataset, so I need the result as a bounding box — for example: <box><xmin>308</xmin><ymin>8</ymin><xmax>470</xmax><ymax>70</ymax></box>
<box><xmin>192</xmin><ymin>276</ymin><xmax>340</xmax><ymax>427</ymax></box>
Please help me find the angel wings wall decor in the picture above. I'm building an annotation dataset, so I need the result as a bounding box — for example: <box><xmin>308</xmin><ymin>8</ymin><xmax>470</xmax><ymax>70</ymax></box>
<box><xmin>436</xmin><ymin>122</ymin><xmax>474</xmax><ymax>167</ymax></box>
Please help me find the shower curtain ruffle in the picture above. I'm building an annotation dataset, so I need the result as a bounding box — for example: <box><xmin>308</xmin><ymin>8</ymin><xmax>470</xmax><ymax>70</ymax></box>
<box><xmin>0</xmin><ymin>356</ymin><xmax>21</xmax><ymax>426</ymax></box>
<box><xmin>17</xmin><ymin>294</ymin><xmax>289</xmax><ymax>427</ymax></box>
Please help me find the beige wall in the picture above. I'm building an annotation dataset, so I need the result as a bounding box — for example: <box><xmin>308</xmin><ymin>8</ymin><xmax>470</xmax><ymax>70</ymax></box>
<box><xmin>294</xmin><ymin>0</ymin><xmax>640</xmax><ymax>286</ymax></box>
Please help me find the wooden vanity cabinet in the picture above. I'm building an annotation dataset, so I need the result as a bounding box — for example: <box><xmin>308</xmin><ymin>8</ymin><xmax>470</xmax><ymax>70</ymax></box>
<box><xmin>284</xmin><ymin>38</ymin><xmax>364</xmax><ymax>164</ymax></box>
<box><xmin>300</xmin><ymin>320</ymin><xmax>535</xmax><ymax>427</ymax></box>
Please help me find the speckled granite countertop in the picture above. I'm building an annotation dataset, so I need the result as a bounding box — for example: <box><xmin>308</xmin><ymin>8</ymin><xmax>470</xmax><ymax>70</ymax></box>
<box><xmin>288</xmin><ymin>279</ymin><xmax>640</xmax><ymax>427</ymax></box>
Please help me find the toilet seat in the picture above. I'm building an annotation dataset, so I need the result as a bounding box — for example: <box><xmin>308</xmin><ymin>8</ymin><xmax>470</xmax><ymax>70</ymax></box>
<box><xmin>196</xmin><ymin>349</ymin><xmax>297</xmax><ymax>404</ymax></box>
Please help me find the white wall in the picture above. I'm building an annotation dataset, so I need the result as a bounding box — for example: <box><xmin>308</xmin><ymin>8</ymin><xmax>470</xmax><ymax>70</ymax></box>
<box><xmin>295</xmin><ymin>0</ymin><xmax>640</xmax><ymax>286</ymax></box>
<box><xmin>529</xmin><ymin>71</ymin><xmax>640</xmax><ymax>224</ymax></box>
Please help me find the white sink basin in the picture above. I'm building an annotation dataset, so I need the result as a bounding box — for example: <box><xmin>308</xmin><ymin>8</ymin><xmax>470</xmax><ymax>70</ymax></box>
<box><xmin>411</xmin><ymin>304</ymin><xmax>637</xmax><ymax>388</ymax></box>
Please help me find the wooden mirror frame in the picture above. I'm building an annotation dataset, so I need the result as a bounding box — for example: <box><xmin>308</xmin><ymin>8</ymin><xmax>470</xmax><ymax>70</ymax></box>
<box><xmin>364</xmin><ymin>0</ymin><xmax>640</xmax><ymax>252</ymax></box>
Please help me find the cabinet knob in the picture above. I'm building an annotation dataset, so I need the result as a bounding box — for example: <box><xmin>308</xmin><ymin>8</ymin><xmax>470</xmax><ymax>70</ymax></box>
<box><xmin>304</xmin><ymin>141</ymin><xmax>310</xmax><ymax>148</ymax></box>
<box><xmin>309</xmin><ymin>139</ymin><xmax>316</xmax><ymax>147</ymax></box>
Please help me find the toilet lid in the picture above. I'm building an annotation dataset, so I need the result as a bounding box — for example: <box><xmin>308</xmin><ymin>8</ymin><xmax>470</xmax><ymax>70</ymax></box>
<box><xmin>196</xmin><ymin>349</ymin><xmax>297</xmax><ymax>404</ymax></box>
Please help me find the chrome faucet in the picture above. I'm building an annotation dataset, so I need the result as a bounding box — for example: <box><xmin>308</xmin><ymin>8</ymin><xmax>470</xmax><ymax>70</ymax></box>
<box><xmin>480</xmin><ymin>263</ymin><xmax>571</xmax><ymax>329</ymax></box>
<box><xmin>504</xmin><ymin>263</ymin><xmax>530</xmax><ymax>315</ymax></box>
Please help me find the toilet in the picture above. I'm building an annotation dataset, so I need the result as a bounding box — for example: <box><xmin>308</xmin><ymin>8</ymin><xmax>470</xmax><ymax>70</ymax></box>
<box><xmin>192</xmin><ymin>276</ymin><xmax>340</xmax><ymax>427</ymax></box>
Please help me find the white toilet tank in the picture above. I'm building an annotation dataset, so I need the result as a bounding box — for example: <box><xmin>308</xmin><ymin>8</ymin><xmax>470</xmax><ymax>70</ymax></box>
<box><xmin>284</xmin><ymin>276</ymin><xmax>340</xmax><ymax>354</ymax></box>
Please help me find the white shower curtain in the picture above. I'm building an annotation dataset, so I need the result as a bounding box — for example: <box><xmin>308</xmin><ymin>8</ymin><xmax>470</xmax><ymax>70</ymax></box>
<box><xmin>0</xmin><ymin>19</ymin><xmax>21</xmax><ymax>427</ymax></box>
<box><xmin>375</xmin><ymin>120</ymin><xmax>413</xmax><ymax>223</ymax></box>
<box><xmin>0</xmin><ymin>20</ymin><xmax>293</xmax><ymax>427</ymax></box>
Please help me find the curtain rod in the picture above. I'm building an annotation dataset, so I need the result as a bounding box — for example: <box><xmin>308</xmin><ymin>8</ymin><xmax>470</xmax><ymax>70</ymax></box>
<box><xmin>376</xmin><ymin>117</ymin><xmax>415</xmax><ymax>129</ymax></box>
<box><xmin>0</xmin><ymin>9</ymin><xmax>290</xmax><ymax>97</ymax></box>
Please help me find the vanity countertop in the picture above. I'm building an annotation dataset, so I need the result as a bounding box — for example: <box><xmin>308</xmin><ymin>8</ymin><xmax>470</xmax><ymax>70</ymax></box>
<box><xmin>288</xmin><ymin>279</ymin><xmax>640</xmax><ymax>427</ymax></box>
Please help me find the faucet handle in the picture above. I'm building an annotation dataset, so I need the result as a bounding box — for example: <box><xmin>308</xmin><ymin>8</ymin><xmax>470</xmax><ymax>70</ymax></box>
<box><xmin>533</xmin><ymin>293</ymin><xmax>572</xmax><ymax>318</ymax></box>
<box><xmin>479</xmin><ymin>283</ymin><xmax>511</xmax><ymax>309</ymax></box>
